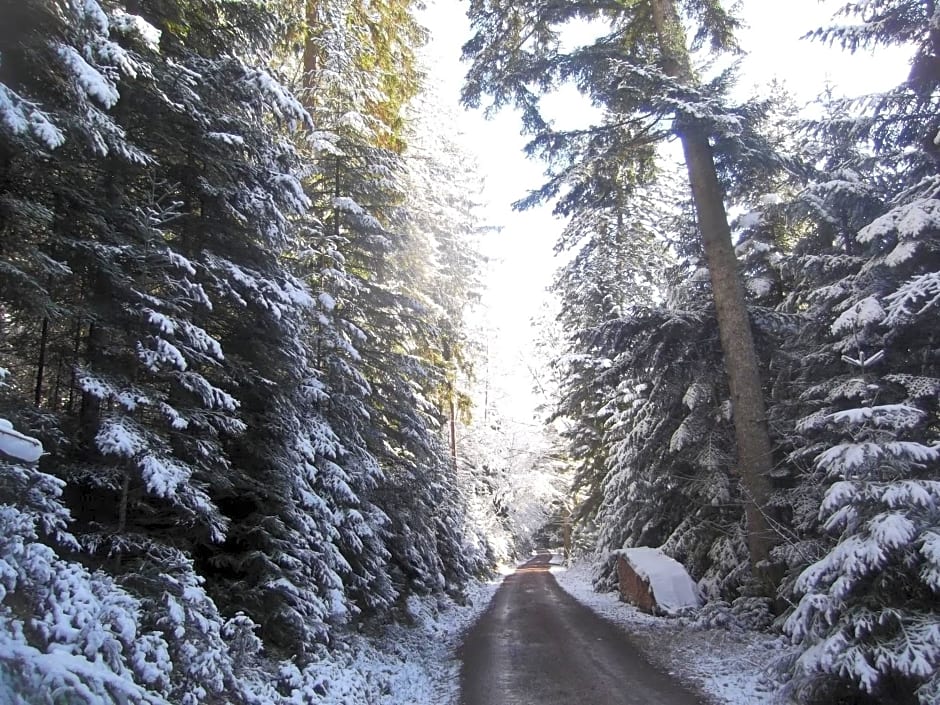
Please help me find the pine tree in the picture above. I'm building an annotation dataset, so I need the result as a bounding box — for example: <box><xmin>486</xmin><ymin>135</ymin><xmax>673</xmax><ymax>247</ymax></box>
<box><xmin>547</xmin><ymin>149</ymin><xmax>670</xmax><ymax>532</ymax></box>
<box><xmin>0</xmin><ymin>0</ymin><xmax>372</xmax><ymax>658</ymax></box>
<box><xmin>0</xmin><ymin>0</ymin><xmax>492</xmax><ymax>691</ymax></box>
<box><xmin>587</xmin><ymin>202</ymin><xmax>755</xmax><ymax>598</ymax></box>
<box><xmin>296</xmin><ymin>0</ymin><xmax>492</xmax><ymax>602</ymax></box>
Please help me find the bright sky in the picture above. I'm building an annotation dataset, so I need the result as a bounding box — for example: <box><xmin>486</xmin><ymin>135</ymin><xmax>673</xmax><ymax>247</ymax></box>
<box><xmin>418</xmin><ymin>0</ymin><xmax>911</xmax><ymax>423</ymax></box>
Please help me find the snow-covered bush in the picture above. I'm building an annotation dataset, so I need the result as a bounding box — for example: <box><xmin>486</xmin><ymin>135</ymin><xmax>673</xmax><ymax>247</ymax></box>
<box><xmin>0</xmin><ymin>419</ymin><xmax>264</xmax><ymax>705</ymax></box>
<box><xmin>0</xmin><ymin>423</ymin><xmax>170</xmax><ymax>704</ymax></box>
<box><xmin>123</xmin><ymin>547</ymin><xmax>256</xmax><ymax>705</ymax></box>
<box><xmin>691</xmin><ymin>597</ymin><xmax>775</xmax><ymax>633</ymax></box>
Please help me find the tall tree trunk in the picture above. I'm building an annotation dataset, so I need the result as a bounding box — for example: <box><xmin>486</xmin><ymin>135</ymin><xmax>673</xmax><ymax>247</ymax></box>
<box><xmin>650</xmin><ymin>0</ymin><xmax>776</xmax><ymax>571</ymax></box>
<box><xmin>52</xmin><ymin>356</ymin><xmax>63</xmax><ymax>411</ymax></box>
<box><xmin>562</xmin><ymin>504</ymin><xmax>572</xmax><ymax>561</ymax></box>
<box><xmin>303</xmin><ymin>0</ymin><xmax>320</xmax><ymax>80</ymax></box>
<box><xmin>67</xmin><ymin>312</ymin><xmax>82</xmax><ymax>413</ymax></box>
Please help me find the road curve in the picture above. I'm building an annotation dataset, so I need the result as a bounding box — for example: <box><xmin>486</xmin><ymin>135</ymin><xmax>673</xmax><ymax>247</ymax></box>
<box><xmin>459</xmin><ymin>554</ymin><xmax>703</xmax><ymax>705</ymax></box>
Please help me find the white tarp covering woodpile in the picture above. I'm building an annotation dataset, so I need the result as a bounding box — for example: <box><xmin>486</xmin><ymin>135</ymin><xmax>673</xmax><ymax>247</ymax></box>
<box><xmin>613</xmin><ymin>546</ymin><xmax>702</xmax><ymax>615</ymax></box>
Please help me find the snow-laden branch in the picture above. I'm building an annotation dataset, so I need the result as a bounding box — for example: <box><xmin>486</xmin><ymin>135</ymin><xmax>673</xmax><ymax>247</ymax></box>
<box><xmin>0</xmin><ymin>419</ymin><xmax>43</xmax><ymax>463</ymax></box>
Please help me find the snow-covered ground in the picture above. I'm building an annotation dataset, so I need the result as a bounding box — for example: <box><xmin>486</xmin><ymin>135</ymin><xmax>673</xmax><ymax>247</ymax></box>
<box><xmin>551</xmin><ymin>559</ymin><xmax>783</xmax><ymax>705</ymax></box>
<box><xmin>309</xmin><ymin>568</ymin><xmax>507</xmax><ymax>705</ymax></box>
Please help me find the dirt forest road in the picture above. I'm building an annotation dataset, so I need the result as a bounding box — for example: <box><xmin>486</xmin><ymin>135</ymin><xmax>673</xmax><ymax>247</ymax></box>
<box><xmin>459</xmin><ymin>554</ymin><xmax>704</xmax><ymax>705</ymax></box>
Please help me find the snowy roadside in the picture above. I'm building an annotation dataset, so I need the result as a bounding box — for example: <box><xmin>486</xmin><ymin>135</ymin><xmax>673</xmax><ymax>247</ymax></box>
<box><xmin>550</xmin><ymin>560</ymin><xmax>782</xmax><ymax>705</ymax></box>
<box><xmin>303</xmin><ymin>569</ymin><xmax>507</xmax><ymax>705</ymax></box>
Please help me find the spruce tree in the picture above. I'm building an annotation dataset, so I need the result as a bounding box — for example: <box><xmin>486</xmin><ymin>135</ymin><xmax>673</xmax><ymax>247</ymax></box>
<box><xmin>297</xmin><ymin>0</ymin><xmax>490</xmax><ymax>601</ymax></box>
<box><xmin>463</xmin><ymin>0</ymin><xmax>782</xmax><ymax>571</ymax></box>
<box><xmin>771</xmin><ymin>4</ymin><xmax>940</xmax><ymax>702</ymax></box>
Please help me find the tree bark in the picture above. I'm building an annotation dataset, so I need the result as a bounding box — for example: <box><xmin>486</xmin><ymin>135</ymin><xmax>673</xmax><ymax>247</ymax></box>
<box><xmin>650</xmin><ymin>0</ymin><xmax>776</xmax><ymax>570</ymax></box>
<box><xmin>303</xmin><ymin>1</ymin><xmax>320</xmax><ymax>80</ymax></box>
<box><xmin>79</xmin><ymin>320</ymin><xmax>103</xmax><ymax>442</ymax></box>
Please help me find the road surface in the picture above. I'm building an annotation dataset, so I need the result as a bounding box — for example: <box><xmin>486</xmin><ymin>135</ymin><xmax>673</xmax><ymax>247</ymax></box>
<box><xmin>459</xmin><ymin>554</ymin><xmax>703</xmax><ymax>705</ymax></box>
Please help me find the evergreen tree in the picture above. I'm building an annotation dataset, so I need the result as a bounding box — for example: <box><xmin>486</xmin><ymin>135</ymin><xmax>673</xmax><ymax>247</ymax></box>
<box><xmin>0</xmin><ymin>0</ymin><xmax>493</xmax><ymax>695</ymax></box>
<box><xmin>781</xmin><ymin>351</ymin><xmax>940</xmax><ymax>705</ymax></box>
<box><xmin>0</xmin><ymin>0</ymin><xmax>375</xmax><ymax>658</ymax></box>
<box><xmin>296</xmin><ymin>0</ymin><xmax>491</xmax><ymax>602</ymax></box>
<box><xmin>463</xmin><ymin>0</ymin><xmax>783</xmax><ymax>571</ymax></box>
<box><xmin>771</xmin><ymin>4</ymin><xmax>940</xmax><ymax>702</ymax></box>
<box><xmin>547</xmin><ymin>148</ymin><xmax>670</xmax><ymax>531</ymax></box>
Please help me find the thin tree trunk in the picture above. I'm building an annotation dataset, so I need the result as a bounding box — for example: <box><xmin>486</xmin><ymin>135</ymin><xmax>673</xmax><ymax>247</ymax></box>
<box><xmin>79</xmin><ymin>321</ymin><xmax>103</xmax><ymax>441</ymax></box>
<box><xmin>303</xmin><ymin>1</ymin><xmax>320</xmax><ymax>80</ymax></box>
<box><xmin>562</xmin><ymin>505</ymin><xmax>572</xmax><ymax>561</ymax></box>
<box><xmin>34</xmin><ymin>317</ymin><xmax>49</xmax><ymax>407</ymax></box>
<box><xmin>67</xmin><ymin>310</ymin><xmax>83</xmax><ymax>413</ymax></box>
<box><xmin>483</xmin><ymin>342</ymin><xmax>489</xmax><ymax>425</ymax></box>
<box><xmin>52</xmin><ymin>356</ymin><xmax>63</xmax><ymax>411</ymax></box>
<box><xmin>448</xmin><ymin>387</ymin><xmax>457</xmax><ymax>465</ymax></box>
<box><xmin>650</xmin><ymin>0</ymin><xmax>776</xmax><ymax>571</ymax></box>
<box><xmin>114</xmin><ymin>471</ymin><xmax>130</xmax><ymax>570</ymax></box>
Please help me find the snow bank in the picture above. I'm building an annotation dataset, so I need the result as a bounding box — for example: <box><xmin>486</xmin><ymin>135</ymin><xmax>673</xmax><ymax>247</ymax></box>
<box><xmin>613</xmin><ymin>546</ymin><xmax>702</xmax><ymax>614</ymax></box>
<box><xmin>307</xmin><ymin>572</ymin><xmax>506</xmax><ymax>705</ymax></box>
<box><xmin>0</xmin><ymin>418</ymin><xmax>43</xmax><ymax>463</ymax></box>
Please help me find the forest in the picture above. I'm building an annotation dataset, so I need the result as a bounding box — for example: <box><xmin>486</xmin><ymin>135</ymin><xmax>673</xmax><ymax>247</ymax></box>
<box><xmin>0</xmin><ymin>1</ymin><xmax>938</xmax><ymax>704</ymax></box>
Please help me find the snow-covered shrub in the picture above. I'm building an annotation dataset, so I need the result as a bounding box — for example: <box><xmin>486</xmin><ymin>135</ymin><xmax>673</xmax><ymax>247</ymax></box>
<box><xmin>0</xmin><ymin>419</ymin><xmax>264</xmax><ymax>705</ymax></box>
<box><xmin>0</xmin><ymin>425</ymin><xmax>170</xmax><ymax>704</ymax></box>
<box><xmin>121</xmin><ymin>547</ymin><xmax>254</xmax><ymax>705</ymax></box>
<box><xmin>780</xmin><ymin>373</ymin><xmax>940</xmax><ymax>704</ymax></box>
<box><xmin>221</xmin><ymin>612</ymin><xmax>265</xmax><ymax>677</ymax></box>
<box><xmin>591</xmin><ymin>551</ymin><xmax>621</xmax><ymax>593</ymax></box>
<box><xmin>568</xmin><ymin>517</ymin><xmax>598</xmax><ymax>560</ymax></box>
<box><xmin>691</xmin><ymin>596</ymin><xmax>774</xmax><ymax>632</ymax></box>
